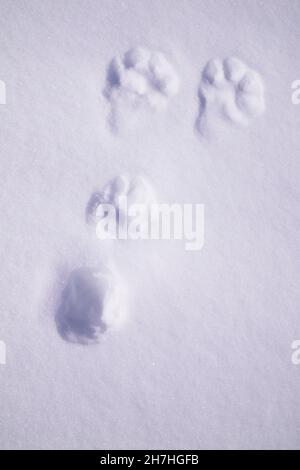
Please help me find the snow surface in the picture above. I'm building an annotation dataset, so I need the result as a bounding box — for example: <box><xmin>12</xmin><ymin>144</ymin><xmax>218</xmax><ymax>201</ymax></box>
<box><xmin>0</xmin><ymin>0</ymin><xmax>300</xmax><ymax>450</ymax></box>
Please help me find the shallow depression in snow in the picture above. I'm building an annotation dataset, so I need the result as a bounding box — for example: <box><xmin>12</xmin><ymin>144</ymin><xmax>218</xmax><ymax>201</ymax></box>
<box><xmin>104</xmin><ymin>46</ymin><xmax>180</xmax><ymax>131</ymax></box>
<box><xmin>196</xmin><ymin>56</ymin><xmax>265</xmax><ymax>135</ymax></box>
<box><xmin>86</xmin><ymin>173</ymin><xmax>156</xmax><ymax>232</ymax></box>
<box><xmin>55</xmin><ymin>266</ymin><xmax>126</xmax><ymax>344</ymax></box>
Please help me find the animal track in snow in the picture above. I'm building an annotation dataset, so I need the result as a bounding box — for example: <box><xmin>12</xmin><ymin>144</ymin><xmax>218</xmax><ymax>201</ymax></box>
<box><xmin>196</xmin><ymin>56</ymin><xmax>265</xmax><ymax>134</ymax></box>
<box><xmin>86</xmin><ymin>174</ymin><xmax>156</xmax><ymax>234</ymax></box>
<box><xmin>104</xmin><ymin>47</ymin><xmax>180</xmax><ymax>130</ymax></box>
<box><xmin>56</xmin><ymin>266</ymin><xmax>127</xmax><ymax>344</ymax></box>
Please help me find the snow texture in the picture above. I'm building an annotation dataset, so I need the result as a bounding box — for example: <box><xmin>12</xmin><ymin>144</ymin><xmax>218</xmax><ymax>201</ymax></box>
<box><xmin>0</xmin><ymin>0</ymin><xmax>300</xmax><ymax>451</ymax></box>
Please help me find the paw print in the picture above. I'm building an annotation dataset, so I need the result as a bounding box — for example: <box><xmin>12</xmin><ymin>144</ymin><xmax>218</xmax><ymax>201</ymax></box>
<box><xmin>86</xmin><ymin>174</ymin><xmax>156</xmax><ymax>232</ymax></box>
<box><xmin>104</xmin><ymin>47</ymin><xmax>180</xmax><ymax>131</ymax></box>
<box><xmin>55</xmin><ymin>266</ymin><xmax>127</xmax><ymax>344</ymax></box>
<box><xmin>197</xmin><ymin>56</ymin><xmax>265</xmax><ymax>135</ymax></box>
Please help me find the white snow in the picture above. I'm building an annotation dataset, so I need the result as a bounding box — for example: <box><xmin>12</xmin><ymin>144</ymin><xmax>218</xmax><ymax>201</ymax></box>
<box><xmin>0</xmin><ymin>0</ymin><xmax>300</xmax><ymax>450</ymax></box>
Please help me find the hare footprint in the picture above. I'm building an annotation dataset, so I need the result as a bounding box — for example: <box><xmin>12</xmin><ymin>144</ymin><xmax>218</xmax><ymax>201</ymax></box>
<box><xmin>197</xmin><ymin>56</ymin><xmax>265</xmax><ymax>135</ymax></box>
<box><xmin>105</xmin><ymin>47</ymin><xmax>180</xmax><ymax>131</ymax></box>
